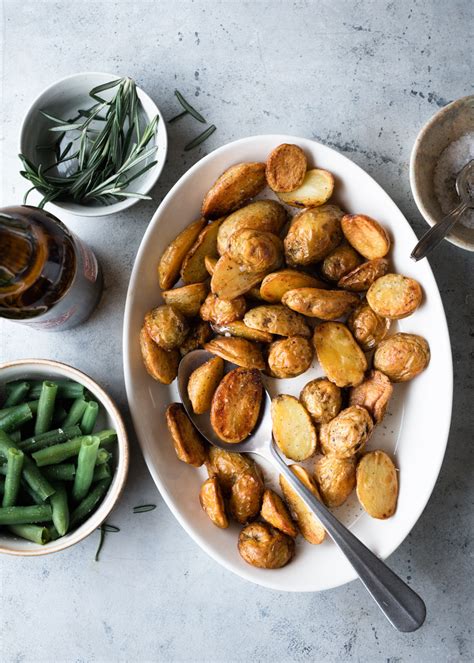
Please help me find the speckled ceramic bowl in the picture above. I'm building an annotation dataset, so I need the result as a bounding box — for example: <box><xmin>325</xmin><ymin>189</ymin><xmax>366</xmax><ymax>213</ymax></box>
<box><xmin>410</xmin><ymin>95</ymin><xmax>474</xmax><ymax>252</ymax></box>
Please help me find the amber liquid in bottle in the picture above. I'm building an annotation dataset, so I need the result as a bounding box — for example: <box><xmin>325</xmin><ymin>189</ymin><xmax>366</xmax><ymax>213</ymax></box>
<box><xmin>0</xmin><ymin>206</ymin><xmax>103</xmax><ymax>331</ymax></box>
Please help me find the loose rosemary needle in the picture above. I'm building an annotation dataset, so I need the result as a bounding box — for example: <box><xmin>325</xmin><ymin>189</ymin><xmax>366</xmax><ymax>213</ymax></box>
<box><xmin>95</xmin><ymin>523</ymin><xmax>120</xmax><ymax>562</ymax></box>
<box><xmin>133</xmin><ymin>504</ymin><xmax>157</xmax><ymax>513</ymax></box>
<box><xmin>172</xmin><ymin>90</ymin><xmax>206</xmax><ymax>123</ymax></box>
<box><xmin>184</xmin><ymin>125</ymin><xmax>216</xmax><ymax>151</ymax></box>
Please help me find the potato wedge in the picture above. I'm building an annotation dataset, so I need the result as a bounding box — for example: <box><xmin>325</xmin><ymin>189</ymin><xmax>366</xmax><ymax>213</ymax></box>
<box><xmin>166</xmin><ymin>403</ymin><xmax>207</xmax><ymax>467</ymax></box>
<box><xmin>266</xmin><ymin>143</ymin><xmax>307</xmax><ymax>193</ymax></box>
<box><xmin>201</xmin><ymin>162</ymin><xmax>266</xmax><ymax>219</ymax></box>
<box><xmin>260</xmin><ymin>269</ymin><xmax>326</xmax><ymax>303</ymax></box>
<box><xmin>210</xmin><ymin>368</ymin><xmax>263</xmax><ymax>443</ymax></box>
<box><xmin>228</xmin><ymin>229</ymin><xmax>283</xmax><ymax>274</ymax></box>
<box><xmin>338</xmin><ymin>258</ymin><xmax>389</xmax><ymax>292</ymax></box>
<box><xmin>349</xmin><ymin>370</ymin><xmax>393</xmax><ymax>423</ymax></box>
<box><xmin>280</xmin><ymin>466</ymin><xmax>325</xmax><ymax>544</ymax></box>
<box><xmin>180</xmin><ymin>219</ymin><xmax>223</xmax><ymax>283</ymax></box>
<box><xmin>356</xmin><ymin>450</ymin><xmax>398</xmax><ymax>519</ymax></box>
<box><xmin>366</xmin><ymin>273</ymin><xmax>422</xmax><ymax>319</ymax></box>
<box><xmin>300</xmin><ymin>377</ymin><xmax>342</xmax><ymax>424</ymax></box>
<box><xmin>313</xmin><ymin>322</ymin><xmax>367</xmax><ymax>387</ymax></box>
<box><xmin>282</xmin><ymin>287</ymin><xmax>359</xmax><ymax>320</ymax></box>
<box><xmin>200</xmin><ymin>292</ymin><xmax>246</xmax><ymax>325</ymax></box>
<box><xmin>179</xmin><ymin>320</ymin><xmax>212</xmax><ymax>356</ymax></box>
<box><xmin>145</xmin><ymin>305</ymin><xmax>189</xmax><ymax>350</ymax></box>
<box><xmin>204</xmin><ymin>336</ymin><xmax>265</xmax><ymax>369</ymax></box>
<box><xmin>162</xmin><ymin>282</ymin><xmax>209</xmax><ymax>317</ymax></box>
<box><xmin>217</xmin><ymin>200</ymin><xmax>287</xmax><ymax>255</ymax></box>
<box><xmin>373</xmin><ymin>333</ymin><xmax>430</xmax><ymax>382</ymax></box>
<box><xmin>139</xmin><ymin>326</ymin><xmax>179</xmax><ymax>384</ymax></box>
<box><xmin>158</xmin><ymin>217</ymin><xmax>207</xmax><ymax>289</ymax></box>
<box><xmin>199</xmin><ymin>478</ymin><xmax>229</xmax><ymax>528</ymax></box>
<box><xmin>277</xmin><ymin>168</ymin><xmax>334</xmax><ymax>208</ymax></box>
<box><xmin>319</xmin><ymin>406</ymin><xmax>373</xmax><ymax>458</ymax></box>
<box><xmin>187</xmin><ymin>356</ymin><xmax>224</xmax><ymax>414</ymax></box>
<box><xmin>314</xmin><ymin>455</ymin><xmax>356</xmax><ymax>507</ymax></box>
<box><xmin>244</xmin><ymin>305</ymin><xmax>311</xmax><ymax>337</ymax></box>
<box><xmin>341</xmin><ymin>214</ymin><xmax>390</xmax><ymax>259</ymax></box>
<box><xmin>206</xmin><ymin>447</ymin><xmax>258</xmax><ymax>494</ymax></box>
<box><xmin>204</xmin><ymin>255</ymin><xmax>218</xmax><ymax>275</ymax></box>
<box><xmin>238</xmin><ymin>522</ymin><xmax>295</xmax><ymax>569</ymax></box>
<box><xmin>261</xmin><ymin>489</ymin><xmax>298</xmax><ymax>537</ymax></box>
<box><xmin>271</xmin><ymin>395</ymin><xmax>317</xmax><ymax>461</ymax></box>
<box><xmin>267</xmin><ymin>336</ymin><xmax>313</xmax><ymax>378</ymax></box>
<box><xmin>347</xmin><ymin>301</ymin><xmax>391</xmax><ymax>351</ymax></box>
<box><xmin>320</xmin><ymin>243</ymin><xmax>362</xmax><ymax>282</ymax></box>
<box><xmin>211</xmin><ymin>253</ymin><xmax>266</xmax><ymax>300</ymax></box>
<box><xmin>211</xmin><ymin>320</ymin><xmax>273</xmax><ymax>343</ymax></box>
<box><xmin>229</xmin><ymin>470</ymin><xmax>264</xmax><ymax>523</ymax></box>
<box><xmin>284</xmin><ymin>205</ymin><xmax>343</xmax><ymax>265</ymax></box>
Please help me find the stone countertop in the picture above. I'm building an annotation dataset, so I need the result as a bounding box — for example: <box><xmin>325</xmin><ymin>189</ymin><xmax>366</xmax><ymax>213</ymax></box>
<box><xmin>1</xmin><ymin>1</ymin><xmax>472</xmax><ymax>661</ymax></box>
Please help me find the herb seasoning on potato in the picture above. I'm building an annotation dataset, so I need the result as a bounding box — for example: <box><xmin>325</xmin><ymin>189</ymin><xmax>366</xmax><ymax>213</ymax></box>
<box><xmin>210</xmin><ymin>368</ymin><xmax>263</xmax><ymax>443</ymax></box>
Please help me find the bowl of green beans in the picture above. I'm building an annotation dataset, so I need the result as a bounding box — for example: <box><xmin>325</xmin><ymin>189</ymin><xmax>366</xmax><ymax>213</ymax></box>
<box><xmin>0</xmin><ymin>359</ymin><xmax>129</xmax><ymax>555</ymax></box>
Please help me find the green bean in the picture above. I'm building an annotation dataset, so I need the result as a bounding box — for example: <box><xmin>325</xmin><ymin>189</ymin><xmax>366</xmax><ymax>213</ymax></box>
<box><xmin>35</xmin><ymin>381</ymin><xmax>58</xmax><ymax>436</ymax></box>
<box><xmin>0</xmin><ymin>475</ymin><xmax>5</xmax><ymax>494</ymax></box>
<box><xmin>2</xmin><ymin>448</ymin><xmax>24</xmax><ymax>507</ymax></box>
<box><xmin>80</xmin><ymin>400</ymin><xmax>99</xmax><ymax>435</ymax></box>
<box><xmin>0</xmin><ymin>504</ymin><xmax>52</xmax><ymax>525</ymax></box>
<box><xmin>0</xmin><ymin>431</ymin><xmax>55</xmax><ymax>501</ymax></box>
<box><xmin>70</xmin><ymin>479</ymin><xmax>110</xmax><ymax>527</ymax></box>
<box><xmin>3</xmin><ymin>381</ymin><xmax>30</xmax><ymax>407</ymax></box>
<box><xmin>49</xmin><ymin>482</ymin><xmax>69</xmax><ymax>535</ymax></box>
<box><xmin>0</xmin><ymin>403</ymin><xmax>33</xmax><ymax>433</ymax></box>
<box><xmin>8</xmin><ymin>523</ymin><xmax>51</xmax><ymax>544</ymax></box>
<box><xmin>63</xmin><ymin>398</ymin><xmax>87</xmax><ymax>428</ymax></box>
<box><xmin>95</xmin><ymin>429</ymin><xmax>117</xmax><ymax>449</ymax></box>
<box><xmin>0</xmin><ymin>400</ymin><xmax>38</xmax><ymax>419</ymax></box>
<box><xmin>28</xmin><ymin>379</ymin><xmax>84</xmax><ymax>401</ymax></box>
<box><xmin>43</xmin><ymin>464</ymin><xmax>76</xmax><ymax>481</ymax></box>
<box><xmin>52</xmin><ymin>405</ymin><xmax>68</xmax><ymax>426</ymax></box>
<box><xmin>32</xmin><ymin>435</ymin><xmax>88</xmax><ymax>466</ymax></box>
<box><xmin>9</xmin><ymin>430</ymin><xmax>21</xmax><ymax>443</ymax></box>
<box><xmin>20</xmin><ymin>479</ymin><xmax>45</xmax><ymax>505</ymax></box>
<box><xmin>72</xmin><ymin>436</ymin><xmax>100</xmax><ymax>502</ymax></box>
<box><xmin>19</xmin><ymin>425</ymin><xmax>82</xmax><ymax>454</ymax></box>
<box><xmin>92</xmin><ymin>463</ymin><xmax>111</xmax><ymax>482</ymax></box>
<box><xmin>96</xmin><ymin>449</ymin><xmax>111</xmax><ymax>466</ymax></box>
<box><xmin>48</xmin><ymin>524</ymin><xmax>61</xmax><ymax>540</ymax></box>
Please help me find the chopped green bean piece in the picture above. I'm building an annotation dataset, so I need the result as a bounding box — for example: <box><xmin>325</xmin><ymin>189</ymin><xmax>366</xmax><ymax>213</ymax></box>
<box><xmin>95</xmin><ymin>429</ymin><xmax>117</xmax><ymax>449</ymax></box>
<box><xmin>48</xmin><ymin>524</ymin><xmax>61</xmax><ymax>540</ymax></box>
<box><xmin>3</xmin><ymin>381</ymin><xmax>30</xmax><ymax>407</ymax></box>
<box><xmin>8</xmin><ymin>523</ymin><xmax>51</xmax><ymax>544</ymax></box>
<box><xmin>96</xmin><ymin>449</ymin><xmax>111</xmax><ymax>466</ymax></box>
<box><xmin>80</xmin><ymin>400</ymin><xmax>99</xmax><ymax>435</ymax></box>
<box><xmin>0</xmin><ymin>403</ymin><xmax>33</xmax><ymax>433</ymax></box>
<box><xmin>43</xmin><ymin>464</ymin><xmax>76</xmax><ymax>481</ymax></box>
<box><xmin>9</xmin><ymin>430</ymin><xmax>21</xmax><ymax>443</ymax></box>
<box><xmin>2</xmin><ymin>448</ymin><xmax>24</xmax><ymax>507</ymax></box>
<box><xmin>70</xmin><ymin>479</ymin><xmax>110</xmax><ymax>527</ymax></box>
<box><xmin>20</xmin><ymin>478</ymin><xmax>45</xmax><ymax>505</ymax></box>
<box><xmin>73</xmin><ymin>436</ymin><xmax>100</xmax><ymax>502</ymax></box>
<box><xmin>0</xmin><ymin>400</ymin><xmax>38</xmax><ymax>419</ymax></box>
<box><xmin>49</xmin><ymin>482</ymin><xmax>69</xmax><ymax>535</ymax></box>
<box><xmin>35</xmin><ymin>381</ymin><xmax>58</xmax><ymax>436</ymax></box>
<box><xmin>0</xmin><ymin>504</ymin><xmax>52</xmax><ymax>525</ymax></box>
<box><xmin>32</xmin><ymin>435</ymin><xmax>88</xmax><ymax>466</ymax></box>
<box><xmin>92</xmin><ymin>463</ymin><xmax>111</xmax><ymax>482</ymax></box>
<box><xmin>0</xmin><ymin>431</ymin><xmax>55</xmax><ymax>501</ymax></box>
<box><xmin>63</xmin><ymin>398</ymin><xmax>87</xmax><ymax>428</ymax></box>
<box><xmin>19</xmin><ymin>425</ymin><xmax>82</xmax><ymax>454</ymax></box>
<box><xmin>28</xmin><ymin>379</ymin><xmax>85</xmax><ymax>400</ymax></box>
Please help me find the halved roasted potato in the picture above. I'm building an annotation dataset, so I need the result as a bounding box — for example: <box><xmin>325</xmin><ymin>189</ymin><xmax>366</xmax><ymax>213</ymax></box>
<box><xmin>200</xmin><ymin>292</ymin><xmax>246</xmax><ymax>325</ymax></box>
<box><xmin>277</xmin><ymin>168</ymin><xmax>334</xmax><ymax>208</ymax></box>
<box><xmin>201</xmin><ymin>162</ymin><xmax>266</xmax><ymax>219</ymax></box>
<box><xmin>299</xmin><ymin>377</ymin><xmax>342</xmax><ymax>425</ymax></box>
<box><xmin>187</xmin><ymin>356</ymin><xmax>224</xmax><ymax>414</ymax></box>
<box><xmin>238</xmin><ymin>522</ymin><xmax>295</xmax><ymax>569</ymax></box>
<box><xmin>338</xmin><ymin>258</ymin><xmax>389</xmax><ymax>292</ymax></box>
<box><xmin>341</xmin><ymin>214</ymin><xmax>390</xmax><ymax>259</ymax></box>
<box><xmin>210</xmin><ymin>368</ymin><xmax>263</xmax><ymax>443</ymax></box>
<box><xmin>228</xmin><ymin>229</ymin><xmax>283</xmax><ymax>273</ymax></box>
<box><xmin>206</xmin><ymin>447</ymin><xmax>258</xmax><ymax>494</ymax></box>
<box><xmin>356</xmin><ymin>450</ymin><xmax>398</xmax><ymax>519</ymax></box>
<box><xmin>349</xmin><ymin>370</ymin><xmax>393</xmax><ymax>423</ymax></box>
<box><xmin>319</xmin><ymin>405</ymin><xmax>373</xmax><ymax>458</ymax></box>
<box><xmin>260</xmin><ymin>489</ymin><xmax>298</xmax><ymax>537</ymax></box>
<box><xmin>314</xmin><ymin>455</ymin><xmax>356</xmax><ymax>507</ymax></box>
<box><xmin>367</xmin><ymin>273</ymin><xmax>422</xmax><ymax>319</ymax></box>
<box><xmin>217</xmin><ymin>200</ymin><xmax>287</xmax><ymax>255</ymax></box>
<box><xmin>373</xmin><ymin>333</ymin><xmax>430</xmax><ymax>382</ymax></box>
<box><xmin>166</xmin><ymin>403</ymin><xmax>207</xmax><ymax>467</ymax></box>
<box><xmin>282</xmin><ymin>287</ymin><xmax>359</xmax><ymax>320</ymax></box>
<box><xmin>145</xmin><ymin>305</ymin><xmax>189</xmax><ymax>351</ymax></box>
<box><xmin>280</xmin><ymin>465</ymin><xmax>325</xmax><ymax>544</ymax></box>
<box><xmin>271</xmin><ymin>395</ymin><xmax>317</xmax><ymax>461</ymax></box>
<box><xmin>139</xmin><ymin>326</ymin><xmax>179</xmax><ymax>384</ymax></box>
<box><xmin>180</xmin><ymin>219</ymin><xmax>223</xmax><ymax>283</ymax></box>
<box><xmin>320</xmin><ymin>243</ymin><xmax>362</xmax><ymax>282</ymax></box>
<box><xmin>284</xmin><ymin>205</ymin><xmax>343</xmax><ymax>265</ymax></box>
<box><xmin>162</xmin><ymin>282</ymin><xmax>209</xmax><ymax>317</ymax></box>
<box><xmin>347</xmin><ymin>301</ymin><xmax>391</xmax><ymax>351</ymax></box>
<box><xmin>179</xmin><ymin>320</ymin><xmax>212</xmax><ymax>356</ymax></box>
<box><xmin>229</xmin><ymin>470</ymin><xmax>264</xmax><ymax>523</ymax></box>
<box><xmin>267</xmin><ymin>336</ymin><xmax>313</xmax><ymax>378</ymax></box>
<box><xmin>204</xmin><ymin>336</ymin><xmax>265</xmax><ymax>369</ymax></box>
<box><xmin>211</xmin><ymin>254</ymin><xmax>266</xmax><ymax>300</ymax></box>
<box><xmin>211</xmin><ymin>320</ymin><xmax>273</xmax><ymax>343</ymax></box>
<box><xmin>260</xmin><ymin>269</ymin><xmax>326</xmax><ymax>303</ymax></box>
<box><xmin>266</xmin><ymin>143</ymin><xmax>307</xmax><ymax>193</ymax></box>
<box><xmin>244</xmin><ymin>305</ymin><xmax>311</xmax><ymax>337</ymax></box>
<box><xmin>199</xmin><ymin>478</ymin><xmax>229</xmax><ymax>528</ymax></box>
<box><xmin>313</xmin><ymin>322</ymin><xmax>367</xmax><ymax>387</ymax></box>
<box><xmin>158</xmin><ymin>217</ymin><xmax>207</xmax><ymax>289</ymax></box>
<box><xmin>204</xmin><ymin>255</ymin><xmax>218</xmax><ymax>275</ymax></box>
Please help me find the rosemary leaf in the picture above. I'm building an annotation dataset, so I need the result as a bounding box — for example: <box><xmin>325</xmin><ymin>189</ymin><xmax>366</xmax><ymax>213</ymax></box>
<box><xmin>174</xmin><ymin>90</ymin><xmax>206</xmax><ymax>123</ymax></box>
<box><xmin>184</xmin><ymin>124</ymin><xmax>216</xmax><ymax>151</ymax></box>
<box><xmin>133</xmin><ymin>504</ymin><xmax>157</xmax><ymax>513</ymax></box>
<box><xmin>168</xmin><ymin>110</ymin><xmax>188</xmax><ymax>124</ymax></box>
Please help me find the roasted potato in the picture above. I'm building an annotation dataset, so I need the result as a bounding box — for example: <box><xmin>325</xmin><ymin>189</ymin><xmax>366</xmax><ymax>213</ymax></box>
<box><xmin>320</xmin><ymin>243</ymin><xmax>362</xmax><ymax>282</ymax></box>
<box><xmin>201</xmin><ymin>162</ymin><xmax>266</xmax><ymax>219</ymax></box>
<box><xmin>228</xmin><ymin>229</ymin><xmax>283</xmax><ymax>273</ymax></box>
<box><xmin>145</xmin><ymin>305</ymin><xmax>189</xmax><ymax>351</ymax></box>
<box><xmin>210</xmin><ymin>368</ymin><xmax>263</xmax><ymax>443</ymax></box>
<box><xmin>341</xmin><ymin>214</ymin><xmax>390</xmax><ymax>259</ymax></box>
<box><xmin>139</xmin><ymin>326</ymin><xmax>179</xmax><ymax>384</ymax></box>
<box><xmin>162</xmin><ymin>282</ymin><xmax>209</xmax><ymax>317</ymax></box>
<box><xmin>187</xmin><ymin>356</ymin><xmax>224</xmax><ymax>414</ymax></box>
<box><xmin>267</xmin><ymin>336</ymin><xmax>313</xmax><ymax>378</ymax></box>
<box><xmin>199</xmin><ymin>478</ymin><xmax>229</xmax><ymax>528</ymax></box>
<box><xmin>211</xmin><ymin>320</ymin><xmax>273</xmax><ymax>343</ymax></box>
<box><xmin>299</xmin><ymin>378</ymin><xmax>342</xmax><ymax>425</ymax></box>
<box><xmin>204</xmin><ymin>255</ymin><xmax>218</xmax><ymax>275</ymax></box>
<box><xmin>206</xmin><ymin>447</ymin><xmax>258</xmax><ymax>494</ymax></box>
<box><xmin>266</xmin><ymin>143</ymin><xmax>307</xmax><ymax>193</ymax></box>
<box><xmin>181</xmin><ymin>219</ymin><xmax>223</xmax><ymax>283</ymax></box>
<box><xmin>366</xmin><ymin>273</ymin><xmax>422</xmax><ymax>319</ymax></box>
<box><xmin>158</xmin><ymin>217</ymin><xmax>207</xmax><ymax>289</ymax></box>
<box><xmin>244</xmin><ymin>305</ymin><xmax>311</xmax><ymax>337</ymax></box>
<box><xmin>238</xmin><ymin>522</ymin><xmax>295</xmax><ymax>569</ymax></box>
<box><xmin>260</xmin><ymin>269</ymin><xmax>326</xmax><ymax>303</ymax></box>
<box><xmin>282</xmin><ymin>287</ymin><xmax>359</xmax><ymax>320</ymax></box>
<box><xmin>284</xmin><ymin>205</ymin><xmax>343</xmax><ymax>266</ymax></box>
<box><xmin>373</xmin><ymin>333</ymin><xmax>430</xmax><ymax>382</ymax></box>
<box><xmin>277</xmin><ymin>168</ymin><xmax>334</xmax><ymax>208</ymax></box>
<box><xmin>313</xmin><ymin>322</ymin><xmax>367</xmax><ymax>387</ymax></box>
<box><xmin>166</xmin><ymin>403</ymin><xmax>207</xmax><ymax>467</ymax></box>
<box><xmin>179</xmin><ymin>320</ymin><xmax>212</xmax><ymax>356</ymax></box>
<box><xmin>347</xmin><ymin>301</ymin><xmax>391</xmax><ymax>351</ymax></box>
<box><xmin>349</xmin><ymin>370</ymin><xmax>393</xmax><ymax>424</ymax></box>
<box><xmin>314</xmin><ymin>455</ymin><xmax>356</xmax><ymax>507</ymax></box>
<box><xmin>338</xmin><ymin>258</ymin><xmax>389</xmax><ymax>292</ymax></box>
<box><xmin>204</xmin><ymin>336</ymin><xmax>265</xmax><ymax>369</ymax></box>
<box><xmin>211</xmin><ymin>253</ymin><xmax>266</xmax><ymax>300</ymax></box>
<box><xmin>229</xmin><ymin>470</ymin><xmax>264</xmax><ymax>523</ymax></box>
<box><xmin>200</xmin><ymin>292</ymin><xmax>246</xmax><ymax>325</ymax></box>
<box><xmin>271</xmin><ymin>395</ymin><xmax>317</xmax><ymax>461</ymax></box>
<box><xmin>356</xmin><ymin>450</ymin><xmax>398</xmax><ymax>519</ymax></box>
<box><xmin>280</xmin><ymin>465</ymin><xmax>325</xmax><ymax>544</ymax></box>
<box><xmin>261</xmin><ymin>489</ymin><xmax>298</xmax><ymax>537</ymax></box>
<box><xmin>217</xmin><ymin>200</ymin><xmax>287</xmax><ymax>255</ymax></box>
<box><xmin>319</xmin><ymin>405</ymin><xmax>373</xmax><ymax>458</ymax></box>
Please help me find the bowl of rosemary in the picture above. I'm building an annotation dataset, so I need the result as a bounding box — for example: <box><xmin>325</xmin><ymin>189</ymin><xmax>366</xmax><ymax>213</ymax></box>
<box><xmin>19</xmin><ymin>72</ymin><xmax>167</xmax><ymax>217</ymax></box>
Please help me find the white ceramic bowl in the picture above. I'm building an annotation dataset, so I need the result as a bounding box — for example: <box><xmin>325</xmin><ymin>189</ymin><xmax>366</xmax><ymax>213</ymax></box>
<box><xmin>19</xmin><ymin>72</ymin><xmax>168</xmax><ymax>217</ymax></box>
<box><xmin>410</xmin><ymin>95</ymin><xmax>474</xmax><ymax>252</ymax></box>
<box><xmin>0</xmin><ymin>359</ymin><xmax>129</xmax><ymax>555</ymax></box>
<box><xmin>124</xmin><ymin>135</ymin><xmax>453</xmax><ymax>592</ymax></box>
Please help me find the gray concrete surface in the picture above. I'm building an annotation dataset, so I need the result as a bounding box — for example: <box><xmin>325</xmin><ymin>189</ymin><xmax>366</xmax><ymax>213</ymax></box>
<box><xmin>1</xmin><ymin>1</ymin><xmax>473</xmax><ymax>661</ymax></box>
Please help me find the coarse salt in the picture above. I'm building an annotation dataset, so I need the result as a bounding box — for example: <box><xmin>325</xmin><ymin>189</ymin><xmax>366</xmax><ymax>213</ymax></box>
<box><xmin>433</xmin><ymin>132</ymin><xmax>474</xmax><ymax>229</ymax></box>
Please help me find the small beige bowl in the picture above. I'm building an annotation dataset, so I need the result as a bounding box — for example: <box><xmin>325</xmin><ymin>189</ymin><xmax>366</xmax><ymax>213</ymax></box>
<box><xmin>0</xmin><ymin>359</ymin><xmax>129</xmax><ymax>555</ymax></box>
<box><xmin>410</xmin><ymin>95</ymin><xmax>474</xmax><ymax>252</ymax></box>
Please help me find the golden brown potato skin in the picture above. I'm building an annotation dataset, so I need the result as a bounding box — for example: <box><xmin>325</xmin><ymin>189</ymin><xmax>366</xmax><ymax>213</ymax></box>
<box><xmin>282</xmin><ymin>287</ymin><xmax>359</xmax><ymax>320</ymax></box>
<box><xmin>319</xmin><ymin>406</ymin><xmax>373</xmax><ymax>458</ymax></box>
<box><xmin>341</xmin><ymin>214</ymin><xmax>390</xmax><ymax>260</ymax></box>
<box><xmin>179</xmin><ymin>320</ymin><xmax>212</xmax><ymax>356</ymax></box>
<box><xmin>229</xmin><ymin>470</ymin><xmax>264</xmax><ymax>523</ymax></box>
<box><xmin>261</xmin><ymin>489</ymin><xmax>298</xmax><ymax>537</ymax></box>
<box><xmin>145</xmin><ymin>306</ymin><xmax>189</xmax><ymax>351</ymax></box>
<box><xmin>347</xmin><ymin>301</ymin><xmax>391</xmax><ymax>351</ymax></box>
<box><xmin>338</xmin><ymin>258</ymin><xmax>389</xmax><ymax>292</ymax></box>
<box><xmin>349</xmin><ymin>370</ymin><xmax>393</xmax><ymax>423</ymax></box>
<box><xmin>356</xmin><ymin>450</ymin><xmax>398</xmax><ymax>519</ymax></box>
<box><xmin>260</xmin><ymin>269</ymin><xmax>326</xmax><ymax>303</ymax></box>
<box><xmin>373</xmin><ymin>333</ymin><xmax>430</xmax><ymax>382</ymax></box>
<box><xmin>206</xmin><ymin>447</ymin><xmax>258</xmax><ymax>494</ymax></box>
<box><xmin>238</xmin><ymin>522</ymin><xmax>295</xmax><ymax>569</ymax></box>
<box><xmin>280</xmin><ymin>465</ymin><xmax>325</xmax><ymax>544</ymax></box>
<box><xmin>139</xmin><ymin>326</ymin><xmax>179</xmax><ymax>384</ymax></box>
<box><xmin>271</xmin><ymin>395</ymin><xmax>317</xmax><ymax>461</ymax></box>
<box><xmin>217</xmin><ymin>200</ymin><xmax>287</xmax><ymax>255</ymax></box>
<box><xmin>267</xmin><ymin>336</ymin><xmax>313</xmax><ymax>378</ymax></box>
<box><xmin>320</xmin><ymin>243</ymin><xmax>362</xmax><ymax>282</ymax></box>
<box><xmin>227</xmin><ymin>229</ymin><xmax>283</xmax><ymax>273</ymax></box>
<box><xmin>277</xmin><ymin>169</ymin><xmax>334</xmax><ymax>208</ymax></box>
<box><xmin>266</xmin><ymin>143</ymin><xmax>307</xmax><ymax>193</ymax></box>
<box><xmin>199</xmin><ymin>478</ymin><xmax>229</xmax><ymax>528</ymax></box>
<box><xmin>201</xmin><ymin>162</ymin><xmax>267</xmax><ymax>219</ymax></box>
<box><xmin>187</xmin><ymin>356</ymin><xmax>224</xmax><ymax>414</ymax></box>
<box><xmin>166</xmin><ymin>403</ymin><xmax>207</xmax><ymax>467</ymax></box>
<box><xmin>313</xmin><ymin>322</ymin><xmax>367</xmax><ymax>387</ymax></box>
<box><xmin>200</xmin><ymin>292</ymin><xmax>246</xmax><ymax>325</ymax></box>
<box><xmin>314</xmin><ymin>456</ymin><xmax>356</xmax><ymax>507</ymax></box>
<box><xmin>204</xmin><ymin>336</ymin><xmax>265</xmax><ymax>369</ymax></box>
<box><xmin>210</xmin><ymin>368</ymin><xmax>263</xmax><ymax>443</ymax></box>
<box><xmin>244</xmin><ymin>305</ymin><xmax>311</xmax><ymax>337</ymax></box>
<box><xmin>211</xmin><ymin>321</ymin><xmax>273</xmax><ymax>343</ymax></box>
<box><xmin>367</xmin><ymin>274</ymin><xmax>422</xmax><ymax>319</ymax></box>
<box><xmin>211</xmin><ymin>253</ymin><xmax>266</xmax><ymax>300</ymax></box>
<box><xmin>180</xmin><ymin>219</ymin><xmax>223</xmax><ymax>284</ymax></box>
<box><xmin>300</xmin><ymin>378</ymin><xmax>342</xmax><ymax>425</ymax></box>
<box><xmin>284</xmin><ymin>205</ymin><xmax>343</xmax><ymax>266</ymax></box>
<box><xmin>204</xmin><ymin>255</ymin><xmax>218</xmax><ymax>275</ymax></box>
<box><xmin>162</xmin><ymin>282</ymin><xmax>209</xmax><ymax>317</ymax></box>
<box><xmin>158</xmin><ymin>218</ymin><xmax>207</xmax><ymax>289</ymax></box>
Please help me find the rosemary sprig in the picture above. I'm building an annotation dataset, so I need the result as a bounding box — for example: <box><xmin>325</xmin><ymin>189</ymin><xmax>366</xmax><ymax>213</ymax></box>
<box><xmin>95</xmin><ymin>523</ymin><xmax>120</xmax><ymax>562</ymax></box>
<box><xmin>173</xmin><ymin>90</ymin><xmax>206</xmax><ymax>123</ymax></box>
<box><xmin>133</xmin><ymin>504</ymin><xmax>157</xmax><ymax>513</ymax></box>
<box><xmin>184</xmin><ymin>124</ymin><xmax>216</xmax><ymax>151</ymax></box>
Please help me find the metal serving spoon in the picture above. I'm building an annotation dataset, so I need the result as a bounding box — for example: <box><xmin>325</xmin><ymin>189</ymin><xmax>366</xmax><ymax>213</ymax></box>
<box><xmin>411</xmin><ymin>159</ymin><xmax>474</xmax><ymax>261</ymax></box>
<box><xmin>178</xmin><ymin>350</ymin><xmax>426</xmax><ymax>632</ymax></box>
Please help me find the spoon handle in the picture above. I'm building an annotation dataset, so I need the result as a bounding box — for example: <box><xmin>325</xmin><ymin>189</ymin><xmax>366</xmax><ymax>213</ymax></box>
<box><xmin>268</xmin><ymin>445</ymin><xmax>426</xmax><ymax>632</ymax></box>
<box><xmin>411</xmin><ymin>201</ymin><xmax>468</xmax><ymax>261</ymax></box>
